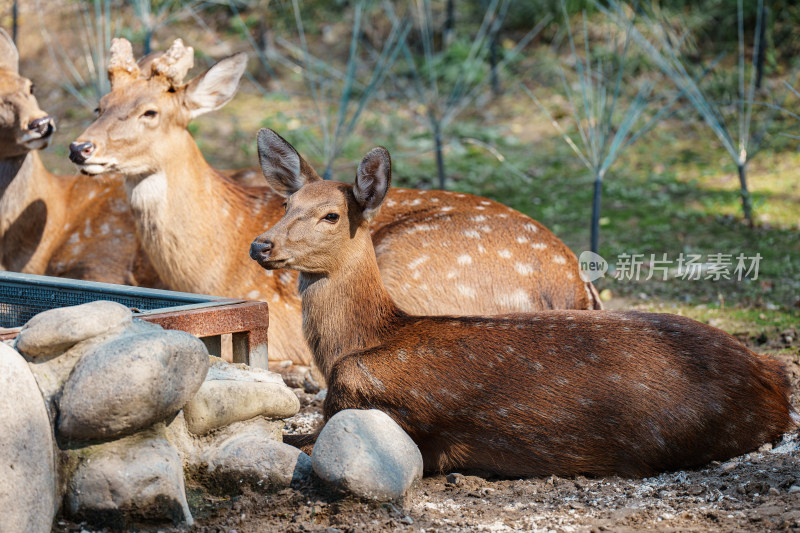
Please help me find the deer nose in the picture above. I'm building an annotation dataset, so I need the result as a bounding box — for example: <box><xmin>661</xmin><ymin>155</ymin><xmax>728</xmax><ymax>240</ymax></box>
<box><xmin>69</xmin><ymin>141</ymin><xmax>95</xmax><ymax>164</ymax></box>
<box><xmin>249</xmin><ymin>240</ymin><xmax>273</xmax><ymax>261</ymax></box>
<box><xmin>28</xmin><ymin>116</ymin><xmax>55</xmax><ymax>137</ymax></box>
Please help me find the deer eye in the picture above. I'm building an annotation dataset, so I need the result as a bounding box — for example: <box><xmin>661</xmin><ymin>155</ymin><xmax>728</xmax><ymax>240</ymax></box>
<box><xmin>29</xmin><ymin>83</ymin><xmax>35</xmax><ymax>95</ymax></box>
<box><xmin>94</xmin><ymin>107</ymin><xmax>100</xmax><ymax>116</ymax></box>
<box><xmin>323</xmin><ymin>213</ymin><xmax>339</xmax><ymax>223</ymax></box>
<box><xmin>281</xmin><ymin>201</ymin><xmax>287</xmax><ymax>212</ymax></box>
<box><xmin>141</xmin><ymin>109</ymin><xmax>158</xmax><ymax>119</ymax></box>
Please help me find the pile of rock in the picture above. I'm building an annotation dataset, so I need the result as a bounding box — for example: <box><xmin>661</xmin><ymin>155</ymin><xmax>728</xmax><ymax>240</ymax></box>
<box><xmin>0</xmin><ymin>301</ymin><xmax>308</xmax><ymax>531</ymax></box>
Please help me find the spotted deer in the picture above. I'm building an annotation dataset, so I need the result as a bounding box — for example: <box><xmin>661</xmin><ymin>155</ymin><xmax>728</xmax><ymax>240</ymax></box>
<box><xmin>0</xmin><ymin>29</ymin><xmax>159</xmax><ymax>285</ymax></box>
<box><xmin>250</xmin><ymin>137</ymin><xmax>797</xmax><ymax>477</ymax></box>
<box><xmin>70</xmin><ymin>37</ymin><xmax>600</xmax><ymax>368</ymax></box>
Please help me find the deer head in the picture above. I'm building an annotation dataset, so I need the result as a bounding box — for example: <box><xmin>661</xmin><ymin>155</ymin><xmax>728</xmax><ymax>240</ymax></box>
<box><xmin>251</xmin><ymin>128</ymin><xmax>390</xmax><ymax>275</ymax></box>
<box><xmin>69</xmin><ymin>38</ymin><xmax>247</xmax><ymax>176</ymax></box>
<box><xmin>0</xmin><ymin>29</ymin><xmax>56</xmax><ymax>159</ymax></box>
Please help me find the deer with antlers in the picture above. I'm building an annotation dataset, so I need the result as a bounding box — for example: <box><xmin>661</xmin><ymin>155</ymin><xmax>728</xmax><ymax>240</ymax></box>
<box><xmin>0</xmin><ymin>29</ymin><xmax>159</xmax><ymax>285</ymax></box>
<box><xmin>250</xmin><ymin>133</ymin><xmax>797</xmax><ymax>477</ymax></box>
<box><xmin>70</xmin><ymin>38</ymin><xmax>601</xmax><ymax>368</ymax></box>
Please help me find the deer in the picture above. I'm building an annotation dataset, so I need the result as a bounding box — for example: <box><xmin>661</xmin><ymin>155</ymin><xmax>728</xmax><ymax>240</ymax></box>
<box><xmin>0</xmin><ymin>29</ymin><xmax>160</xmax><ymax>286</ymax></box>
<box><xmin>249</xmin><ymin>133</ymin><xmax>797</xmax><ymax>477</ymax></box>
<box><xmin>69</xmin><ymin>37</ymin><xmax>601</xmax><ymax>370</ymax></box>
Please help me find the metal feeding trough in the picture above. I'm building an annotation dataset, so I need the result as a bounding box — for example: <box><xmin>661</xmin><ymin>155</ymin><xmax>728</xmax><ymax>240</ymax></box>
<box><xmin>0</xmin><ymin>271</ymin><xmax>269</xmax><ymax>368</ymax></box>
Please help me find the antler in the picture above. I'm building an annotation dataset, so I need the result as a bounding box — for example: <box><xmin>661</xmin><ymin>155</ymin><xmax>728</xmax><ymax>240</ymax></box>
<box><xmin>150</xmin><ymin>38</ymin><xmax>194</xmax><ymax>87</ymax></box>
<box><xmin>108</xmin><ymin>38</ymin><xmax>140</xmax><ymax>88</ymax></box>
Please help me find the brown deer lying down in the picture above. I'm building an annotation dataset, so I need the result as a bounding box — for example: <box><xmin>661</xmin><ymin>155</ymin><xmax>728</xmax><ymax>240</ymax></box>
<box><xmin>249</xmin><ymin>131</ymin><xmax>797</xmax><ymax>477</ymax></box>
<box><xmin>0</xmin><ymin>29</ymin><xmax>159</xmax><ymax>286</ymax></box>
<box><xmin>69</xmin><ymin>38</ymin><xmax>600</xmax><ymax>368</ymax></box>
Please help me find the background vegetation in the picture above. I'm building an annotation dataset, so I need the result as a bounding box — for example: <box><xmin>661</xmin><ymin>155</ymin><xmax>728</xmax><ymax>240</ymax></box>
<box><xmin>1</xmin><ymin>0</ymin><xmax>798</xmax><ymax>352</ymax></box>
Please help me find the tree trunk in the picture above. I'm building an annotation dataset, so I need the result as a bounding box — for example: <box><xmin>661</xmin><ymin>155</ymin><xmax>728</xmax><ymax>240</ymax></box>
<box><xmin>737</xmin><ymin>162</ymin><xmax>753</xmax><ymax>226</ymax></box>
<box><xmin>443</xmin><ymin>0</ymin><xmax>455</xmax><ymax>48</ymax></box>
<box><xmin>12</xmin><ymin>0</ymin><xmax>18</xmax><ymax>44</ymax></box>
<box><xmin>434</xmin><ymin>123</ymin><xmax>446</xmax><ymax>190</ymax></box>
<box><xmin>755</xmin><ymin>4</ymin><xmax>768</xmax><ymax>90</ymax></box>
<box><xmin>590</xmin><ymin>176</ymin><xmax>603</xmax><ymax>254</ymax></box>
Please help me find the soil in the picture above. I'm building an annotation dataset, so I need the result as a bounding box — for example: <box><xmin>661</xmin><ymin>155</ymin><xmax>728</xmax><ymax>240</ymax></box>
<box><xmin>53</xmin><ymin>339</ymin><xmax>800</xmax><ymax>533</ymax></box>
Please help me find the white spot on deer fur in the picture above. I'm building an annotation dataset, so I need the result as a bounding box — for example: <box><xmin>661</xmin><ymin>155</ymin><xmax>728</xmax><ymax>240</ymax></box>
<box><xmin>463</xmin><ymin>230</ymin><xmax>480</xmax><ymax>239</ymax></box>
<box><xmin>457</xmin><ymin>254</ymin><xmax>472</xmax><ymax>265</ymax></box>
<box><xmin>441</xmin><ymin>206</ymin><xmax>453</xmax><ymax>212</ymax></box>
<box><xmin>471</xmin><ymin>215</ymin><xmax>487</xmax><ymax>222</ymax></box>
<box><xmin>497</xmin><ymin>408</ymin><xmax>508</xmax><ymax>417</ymax></box>
<box><xmin>475</xmin><ymin>206</ymin><xmax>486</xmax><ymax>210</ymax></box>
<box><xmin>457</xmin><ymin>284</ymin><xmax>477</xmax><ymax>299</ymax></box>
<box><xmin>247</xmin><ymin>290</ymin><xmax>261</xmax><ymax>299</ymax></box>
<box><xmin>553</xmin><ymin>255</ymin><xmax>567</xmax><ymax>264</ymax></box>
<box><xmin>446</xmin><ymin>270</ymin><xmax>458</xmax><ymax>279</ymax></box>
<box><xmin>525</xmin><ymin>223</ymin><xmax>538</xmax><ymax>233</ymax></box>
<box><xmin>517</xmin><ymin>236</ymin><xmax>529</xmax><ymax>244</ymax></box>
<box><xmin>531</xmin><ymin>243</ymin><xmax>547</xmax><ymax>250</ymax></box>
<box><xmin>87</xmin><ymin>190</ymin><xmax>96</xmax><ymax>200</ymax></box>
<box><xmin>412</xmin><ymin>270</ymin><xmax>422</xmax><ymax>280</ymax></box>
<box><xmin>480</xmin><ymin>201</ymin><xmax>491</xmax><ymax>206</ymax></box>
<box><xmin>498</xmin><ymin>249</ymin><xmax>512</xmax><ymax>259</ymax></box>
<box><xmin>431</xmin><ymin>197</ymin><xmax>439</xmax><ymax>202</ymax></box>
<box><xmin>83</xmin><ymin>219</ymin><xmax>92</xmax><ymax>238</ymax></box>
<box><xmin>417</xmin><ymin>190</ymin><xmax>427</xmax><ymax>194</ymax></box>
<box><xmin>385</xmin><ymin>199</ymin><xmax>396</xmax><ymax>207</ymax></box>
<box><xmin>409</xmin><ymin>255</ymin><xmax>430</xmax><ymax>269</ymax></box>
<box><xmin>497</xmin><ymin>289</ymin><xmax>531</xmax><ymax>309</ymax></box>
<box><xmin>271</xmin><ymin>294</ymin><xmax>280</xmax><ymax>303</ymax></box>
<box><xmin>478</xmin><ymin>244</ymin><xmax>486</xmax><ymax>253</ymax></box>
<box><xmin>455</xmin><ymin>194</ymin><xmax>465</xmax><ymax>198</ymax></box>
<box><xmin>407</xmin><ymin>198</ymin><xmax>422</xmax><ymax>206</ymax></box>
<box><xmin>100</xmin><ymin>223</ymin><xmax>110</xmax><ymax>235</ymax></box>
<box><xmin>497</xmin><ymin>213</ymin><xmax>508</xmax><ymax>218</ymax></box>
<box><xmin>68</xmin><ymin>232</ymin><xmax>80</xmax><ymax>244</ymax></box>
<box><xmin>479</xmin><ymin>225</ymin><xmax>492</xmax><ymax>233</ymax></box>
<box><xmin>515</xmin><ymin>263</ymin><xmax>534</xmax><ymax>275</ymax></box>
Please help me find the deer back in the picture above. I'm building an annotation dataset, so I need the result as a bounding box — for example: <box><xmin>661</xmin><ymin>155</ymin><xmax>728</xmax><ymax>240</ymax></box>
<box><xmin>324</xmin><ymin>310</ymin><xmax>795</xmax><ymax>477</ymax></box>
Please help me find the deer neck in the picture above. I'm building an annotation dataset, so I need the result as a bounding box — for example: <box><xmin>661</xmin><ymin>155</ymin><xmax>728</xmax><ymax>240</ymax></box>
<box><xmin>122</xmin><ymin>133</ymin><xmax>252</xmax><ymax>295</ymax></box>
<box><xmin>298</xmin><ymin>239</ymin><xmax>403</xmax><ymax>379</ymax></box>
<box><xmin>0</xmin><ymin>152</ymin><xmax>68</xmax><ymax>271</ymax></box>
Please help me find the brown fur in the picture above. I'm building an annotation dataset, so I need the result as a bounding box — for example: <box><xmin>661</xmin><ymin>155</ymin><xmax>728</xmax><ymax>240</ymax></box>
<box><xmin>252</xmin><ymin>143</ymin><xmax>797</xmax><ymax>478</ymax></box>
<box><xmin>71</xmin><ymin>40</ymin><xmax>600</xmax><ymax>365</ymax></box>
<box><xmin>0</xmin><ymin>30</ymin><xmax>159</xmax><ymax>286</ymax></box>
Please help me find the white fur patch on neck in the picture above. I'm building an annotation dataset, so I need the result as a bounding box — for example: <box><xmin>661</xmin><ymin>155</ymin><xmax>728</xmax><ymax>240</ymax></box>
<box><xmin>126</xmin><ymin>171</ymin><xmax>167</xmax><ymax>213</ymax></box>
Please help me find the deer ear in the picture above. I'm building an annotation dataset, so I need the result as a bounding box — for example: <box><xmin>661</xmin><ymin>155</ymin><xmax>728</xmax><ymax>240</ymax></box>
<box><xmin>354</xmin><ymin>147</ymin><xmax>391</xmax><ymax>221</ymax></box>
<box><xmin>257</xmin><ymin>128</ymin><xmax>321</xmax><ymax>196</ymax></box>
<box><xmin>184</xmin><ymin>53</ymin><xmax>247</xmax><ymax>119</ymax></box>
<box><xmin>0</xmin><ymin>29</ymin><xmax>19</xmax><ymax>74</ymax></box>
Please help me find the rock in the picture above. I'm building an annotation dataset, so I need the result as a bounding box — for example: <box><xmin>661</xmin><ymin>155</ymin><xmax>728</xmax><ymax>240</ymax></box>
<box><xmin>0</xmin><ymin>344</ymin><xmax>56</xmax><ymax>533</ymax></box>
<box><xmin>28</xmin><ymin>320</ymin><xmax>162</xmax><ymax>423</ymax></box>
<box><xmin>15</xmin><ymin>301</ymin><xmax>131</xmax><ymax>359</ymax></box>
<box><xmin>311</xmin><ymin>409</ymin><xmax>423</xmax><ymax>501</ymax></box>
<box><xmin>204</xmin><ymin>426</ymin><xmax>312</xmax><ymax>493</ymax></box>
<box><xmin>788</xmin><ymin>485</ymin><xmax>800</xmax><ymax>494</ymax></box>
<box><xmin>66</xmin><ymin>427</ymin><xmax>192</xmax><ymax>527</ymax></box>
<box><xmin>58</xmin><ymin>329</ymin><xmax>209</xmax><ymax>443</ymax></box>
<box><xmin>183</xmin><ymin>359</ymin><xmax>300</xmax><ymax>435</ymax></box>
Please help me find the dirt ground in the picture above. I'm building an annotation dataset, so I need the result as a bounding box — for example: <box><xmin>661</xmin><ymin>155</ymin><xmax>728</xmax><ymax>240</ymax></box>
<box><xmin>53</xmin><ymin>330</ymin><xmax>800</xmax><ymax>533</ymax></box>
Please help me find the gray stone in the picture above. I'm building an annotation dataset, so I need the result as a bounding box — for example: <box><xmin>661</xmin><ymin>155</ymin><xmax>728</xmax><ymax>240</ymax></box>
<box><xmin>204</xmin><ymin>425</ymin><xmax>312</xmax><ymax>493</ymax></box>
<box><xmin>0</xmin><ymin>344</ymin><xmax>56</xmax><ymax>533</ymax></box>
<box><xmin>183</xmin><ymin>360</ymin><xmax>300</xmax><ymax>435</ymax></box>
<box><xmin>66</xmin><ymin>427</ymin><xmax>192</xmax><ymax>526</ymax></box>
<box><xmin>58</xmin><ymin>329</ymin><xmax>209</xmax><ymax>443</ymax></box>
<box><xmin>311</xmin><ymin>409</ymin><xmax>423</xmax><ymax>501</ymax></box>
<box><xmin>28</xmin><ymin>320</ymin><xmax>162</xmax><ymax>423</ymax></box>
<box><xmin>15</xmin><ymin>301</ymin><xmax>131</xmax><ymax>359</ymax></box>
